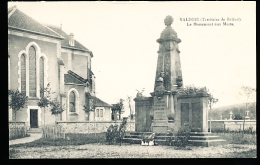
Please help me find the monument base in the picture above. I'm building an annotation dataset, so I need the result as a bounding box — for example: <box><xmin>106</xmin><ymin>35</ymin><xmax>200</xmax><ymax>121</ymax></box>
<box><xmin>151</xmin><ymin>120</ymin><xmax>175</xmax><ymax>133</ymax></box>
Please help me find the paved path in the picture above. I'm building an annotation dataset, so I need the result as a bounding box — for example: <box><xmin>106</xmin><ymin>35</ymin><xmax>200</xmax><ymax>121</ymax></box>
<box><xmin>9</xmin><ymin>133</ymin><xmax>42</xmax><ymax>146</ymax></box>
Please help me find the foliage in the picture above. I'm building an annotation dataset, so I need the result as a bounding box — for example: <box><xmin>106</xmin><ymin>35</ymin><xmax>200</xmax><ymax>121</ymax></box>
<box><xmin>37</xmin><ymin>83</ymin><xmax>53</xmax><ymax>108</ymax></box>
<box><xmin>234</xmin><ymin>114</ymin><xmax>243</xmax><ymax>120</ymax></box>
<box><xmin>8</xmin><ymin>89</ymin><xmax>28</xmax><ymax>113</ymax></box>
<box><xmin>136</xmin><ymin>88</ymin><xmax>145</xmax><ymax>98</ymax></box>
<box><xmin>8</xmin><ymin>89</ymin><xmax>28</xmax><ymax>122</ymax></box>
<box><xmin>10</xmin><ymin>133</ymin><xmax>107</xmax><ymax>148</ymax></box>
<box><xmin>49</xmin><ymin>98</ymin><xmax>65</xmax><ymax>115</ymax></box>
<box><xmin>82</xmin><ymin>104</ymin><xmax>94</xmax><ymax>113</ymax></box>
<box><xmin>111</xmin><ymin>98</ymin><xmax>124</xmax><ymax>120</ymax></box>
<box><xmin>177</xmin><ymin>84</ymin><xmax>218</xmax><ymax>110</ymax></box>
<box><xmin>106</xmin><ymin>119</ymin><xmax>127</xmax><ymax>146</ymax></box>
<box><xmin>173</xmin><ymin>122</ymin><xmax>191</xmax><ymax>148</ymax></box>
<box><xmin>215</xmin><ymin>132</ymin><xmax>256</xmax><ymax>145</ymax></box>
<box><xmin>239</xmin><ymin>85</ymin><xmax>256</xmax><ymax>138</ymax></box>
<box><xmin>126</xmin><ymin>95</ymin><xmax>134</xmax><ymax>120</ymax></box>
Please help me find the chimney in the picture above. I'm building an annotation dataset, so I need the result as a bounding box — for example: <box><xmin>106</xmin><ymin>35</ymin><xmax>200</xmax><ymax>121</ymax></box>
<box><xmin>60</xmin><ymin>23</ymin><xmax>62</xmax><ymax>30</ymax></box>
<box><xmin>69</xmin><ymin>33</ymin><xmax>74</xmax><ymax>47</ymax></box>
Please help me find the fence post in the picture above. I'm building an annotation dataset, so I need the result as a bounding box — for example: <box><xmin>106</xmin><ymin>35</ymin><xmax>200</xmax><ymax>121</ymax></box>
<box><xmin>52</xmin><ymin>127</ymin><xmax>54</xmax><ymax>139</ymax></box>
<box><xmin>210</xmin><ymin>118</ymin><xmax>212</xmax><ymax>133</ymax></box>
<box><xmin>223</xmin><ymin>123</ymin><xmax>225</xmax><ymax>135</ymax></box>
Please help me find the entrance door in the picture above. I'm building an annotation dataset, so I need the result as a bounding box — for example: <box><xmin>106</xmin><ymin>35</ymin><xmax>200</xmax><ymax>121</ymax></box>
<box><xmin>30</xmin><ymin>109</ymin><xmax>38</xmax><ymax>128</ymax></box>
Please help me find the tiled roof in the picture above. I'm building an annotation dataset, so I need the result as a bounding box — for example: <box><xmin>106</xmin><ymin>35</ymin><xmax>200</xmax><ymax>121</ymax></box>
<box><xmin>64</xmin><ymin>70</ymin><xmax>88</xmax><ymax>85</ymax></box>
<box><xmin>68</xmin><ymin>70</ymin><xmax>88</xmax><ymax>83</ymax></box>
<box><xmin>8</xmin><ymin>5</ymin><xmax>16</xmax><ymax>15</ymax></box>
<box><xmin>8</xmin><ymin>6</ymin><xmax>63</xmax><ymax>39</ymax></box>
<box><xmin>47</xmin><ymin>25</ymin><xmax>92</xmax><ymax>54</ymax></box>
<box><xmin>89</xmin><ymin>95</ymin><xmax>111</xmax><ymax>107</ymax></box>
<box><xmin>64</xmin><ymin>74</ymin><xmax>84</xmax><ymax>85</ymax></box>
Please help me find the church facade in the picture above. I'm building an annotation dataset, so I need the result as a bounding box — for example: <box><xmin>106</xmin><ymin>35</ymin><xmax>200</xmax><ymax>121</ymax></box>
<box><xmin>8</xmin><ymin>6</ymin><xmax>111</xmax><ymax>128</ymax></box>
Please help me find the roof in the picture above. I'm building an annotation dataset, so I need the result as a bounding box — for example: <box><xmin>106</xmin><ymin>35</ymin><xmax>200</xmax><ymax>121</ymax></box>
<box><xmin>64</xmin><ymin>70</ymin><xmax>88</xmax><ymax>85</ymax></box>
<box><xmin>8</xmin><ymin>6</ymin><xmax>63</xmax><ymax>39</ymax></box>
<box><xmin>88</xmin><ymin>95</ymin><xmax>111</xmax><ymax>107</ymax></box>
<box><xmin>47</xmin><ymin>25</ymin><xmax>93</xmax><ymax>56</ymax></box>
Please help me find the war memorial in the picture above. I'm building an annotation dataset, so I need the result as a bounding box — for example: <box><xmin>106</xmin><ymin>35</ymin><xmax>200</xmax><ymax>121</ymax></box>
<box><xmin>132</xmin><ymin>16</ymin><xmax>226</xmax><ymax>146</ymax></box>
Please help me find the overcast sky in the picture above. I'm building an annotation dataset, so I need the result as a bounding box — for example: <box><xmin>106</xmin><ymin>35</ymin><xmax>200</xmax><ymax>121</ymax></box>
<box><xmin>8</xmin><ymin>2</ymin><xmax>256</xmax><ymax>110</ymax></box>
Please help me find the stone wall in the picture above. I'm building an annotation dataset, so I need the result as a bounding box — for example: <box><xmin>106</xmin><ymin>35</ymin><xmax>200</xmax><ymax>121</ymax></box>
<box><xmin>208</xmin><ymin>120</ymin><xmax>256</xmax><ymax>132</ymax></box>
<box><xmin>56</xmin><ymin>121</ymin><xmax>135</xmax><ymax>133</ymax></box>
<box><xmin>9</xmin><ymin>121</ymin><xmax>27</xmax><ymax>139</ymax></box>
<box><xmin>134</xmin><ymin>97</ymin><xmax>153</xmax><ymax>132</ymax></box>
<box><xmin>9</xmin><ymin>121</ymin><xmax>27</xmax><ymax>129</ymax></box>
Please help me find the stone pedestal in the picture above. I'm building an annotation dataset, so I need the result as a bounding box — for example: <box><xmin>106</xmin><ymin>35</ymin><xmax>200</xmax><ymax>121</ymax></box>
<box><xmin>151</xmin><ymin>95</ymin><xmax>168</xmax><ymax>132</ymax></box>
<box><xmin>177</xmin><ymin>93</ymin><xmax>209</xmax><ymax>132</ymax></box>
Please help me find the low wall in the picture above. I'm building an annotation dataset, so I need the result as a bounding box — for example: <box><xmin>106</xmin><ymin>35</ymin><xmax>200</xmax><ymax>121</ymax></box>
<box><xmin>208</xmin><ymin>120</ymin><xmax>256</xmax><ymax>132</ymax></box>
<box><xmin>56</xmin><ymin>121</ymin><xmax>135</xmax><ymax>134</ymax></box>
<box><xmin>9</xmin><ymin>121</ymin><xmax>27</xmax><ymax>129</ymax></box>
<box><xmin>9</xmin><ymin>121</ymin><xmax>27</xmax><ymax>139</ymax></box>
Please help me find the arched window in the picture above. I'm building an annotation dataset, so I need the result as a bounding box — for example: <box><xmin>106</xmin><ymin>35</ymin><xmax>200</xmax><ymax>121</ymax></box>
<box><xmin>29</xmin><ymin>46</ymin><xmax>36</xmax><ymax>97</ymax></box>
<box><xmin>69</xmin><ymin>91</ymin><xmax>76</xmax><ymax>112</ymax></box>
<box><xmin>39</xmin><ymin>57</ymin><xmax>44</xmax><ymax>97</ymax></box>
<box><xmin>20</xmin><ymin>54</ymin><xmax>26</xmax><ymax>94</ymax></box>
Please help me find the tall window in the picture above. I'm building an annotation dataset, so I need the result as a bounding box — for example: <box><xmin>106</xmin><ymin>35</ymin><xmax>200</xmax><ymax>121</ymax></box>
<box><xmin>39</xmin><ymin>57</ymin><xmax>44</xmax><ymax>97</ymax></box>
<box><xmin>100</xmin><ymin>109</ymin><xmax>103</xmax><ymax>117</ymax></box>
<box><xmin>69</xmin><ymin>91</ymin><xmax>76</xmax><ymax>112</ymax></box>
<box><xmin>96</xmin><ymin>109</ymin><xmax>99</xmax><ymax>117</ymax></box>
<box><xmin>20</xmin><ymin>54</ymin><xmax>26</xmax><ymax>94</ymax></box>
<box><xmin>29</xmin><ymin>46</ymin><xmax>36</xmax><ymax>97</ymax></box>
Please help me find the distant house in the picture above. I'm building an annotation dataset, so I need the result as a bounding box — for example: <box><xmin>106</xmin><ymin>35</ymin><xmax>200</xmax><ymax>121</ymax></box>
<box><xmin>8</xmin><ymin>5</ymin><xmax>111</xmax><ymax>128</ymax></box>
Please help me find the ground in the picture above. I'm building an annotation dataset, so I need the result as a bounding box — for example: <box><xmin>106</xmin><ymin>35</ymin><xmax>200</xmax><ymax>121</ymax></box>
<box><xmin>9</xmin><ymin>143</ymin><xmax>256</xmax><ymax>158</ymax></box>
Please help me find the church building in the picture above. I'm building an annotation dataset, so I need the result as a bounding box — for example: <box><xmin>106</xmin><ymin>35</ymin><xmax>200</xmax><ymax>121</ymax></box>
<box><xmin>8</xmin><ymin>6</ymin><xmax>111</xmax><ymax>128</ymax></box>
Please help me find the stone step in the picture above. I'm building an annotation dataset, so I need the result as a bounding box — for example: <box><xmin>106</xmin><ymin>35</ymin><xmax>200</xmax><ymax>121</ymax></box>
<box><xmin>189</xmin><ymin>132</ymin><xmax>215</xmax><ymax>136</ymax></box>
<box><xmin>129</xmin><ymin>132</ymin><xmax>153</xmax><ymax>136</ymax></box>
<box><xmin>122</xmin><ymin>138</ymin><xmax>164</xmax><ymax>145</ymax></box>
<box><xmin>189</xmin><ymin>136</ymin><xmax>221</xmax><ymax>140</ymax></box>
<box><xmin>122</xmin><ymin>138</ymin><xmax>228</xmax><ymax>147</ymax></box>
<box><xmin>188</xmin><ymin>139</ymin><xmax>228</xmax><ymax>147</ymax></box>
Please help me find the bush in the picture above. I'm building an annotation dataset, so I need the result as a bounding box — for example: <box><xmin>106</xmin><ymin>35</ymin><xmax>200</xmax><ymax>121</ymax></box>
<box><xmin>173</xmin><ymin>122</ymin><xmax>191</xmax><ymax>148</ymax></box>
<box><xmin>106</xmin><ymin>119</ymin><xmax>127</xmax><ymax>146</ymax></box>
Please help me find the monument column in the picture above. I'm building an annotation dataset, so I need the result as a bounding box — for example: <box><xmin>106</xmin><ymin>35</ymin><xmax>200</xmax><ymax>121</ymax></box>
<box><xmin>150</xmin><ymin>16</ymin><xmax>183</xmax><ymax>133</ymax></box>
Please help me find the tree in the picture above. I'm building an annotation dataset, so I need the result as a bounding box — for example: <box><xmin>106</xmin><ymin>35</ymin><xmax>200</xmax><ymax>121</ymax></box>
<box><xmin>126</xmin><ymin>96</ymin><xmax>133</xmax><ymax>120</ymax></box>
<box><xmin>82</xmin><ymin>102</ymin><xmax>94</xmax><ymax>121</ymax></box>
<box><xmin>239</xmin><ymin>85</ymin><xmax>256</xmax><ymax>138</ymax></box>
<box><xmin>8</xmin><ymin>89</ymin><xmax>28</xmax><ymax>136</ymax></box>
<box><xmin>112</xmin><ymin>99</ymin><xmax>124</xmax><ymax>120</ymax></box>
<box><xmin>234</xmin><ymin>114</ymin><xmax>243</xmax><ymax>120</ymax></box>
<box><xmin>37</xmin><ymin>83</ymin><xmax>53</xmax><ymax>126</ymax></box>
<box><xmin>49</xmin><ymin>98</ymin><xmax>65</xmax><ymax>123</ymax></box>
<box><xmin>8</xmin><ymin>89</ymin><xmax>28</xmax><ymax>122</ymax></box>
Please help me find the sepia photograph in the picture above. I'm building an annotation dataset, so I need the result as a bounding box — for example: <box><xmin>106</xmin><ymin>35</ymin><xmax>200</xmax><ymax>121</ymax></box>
<box><xmin>8</xmin><ymin>1</ymin><xmax>256</xmax><ymax>158</ymax></box>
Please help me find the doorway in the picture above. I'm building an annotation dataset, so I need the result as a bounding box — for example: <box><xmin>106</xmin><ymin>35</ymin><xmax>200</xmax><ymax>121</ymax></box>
<box><xmin>30</xmin><ymin>109</ymin><xmax>38</xmax><ymax>128</ymax></box>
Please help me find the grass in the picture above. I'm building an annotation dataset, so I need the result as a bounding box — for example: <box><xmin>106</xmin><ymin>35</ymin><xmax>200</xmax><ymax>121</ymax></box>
<box><xmin>215</xmin><ymin>132</ymin><xmax>256</xmax><ymax>145</ymax></box>
<box><xmin>10</xmin><ymin>133</ymin><xmax>107</xmax><ymax>148</ymax></box>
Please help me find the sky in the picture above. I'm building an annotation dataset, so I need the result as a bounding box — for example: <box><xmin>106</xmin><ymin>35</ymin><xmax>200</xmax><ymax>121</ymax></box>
<box><xmin>8</xmin><ymin>2</ymin><xmax>256</xmax><ymax>114</ymax></box>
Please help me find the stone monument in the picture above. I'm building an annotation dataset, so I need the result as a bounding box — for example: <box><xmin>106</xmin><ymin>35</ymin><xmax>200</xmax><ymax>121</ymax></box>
<box><xmin>134</xmin><ymin>15</ymin><xmax>209</xmax><ymax>133</ymax></box>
